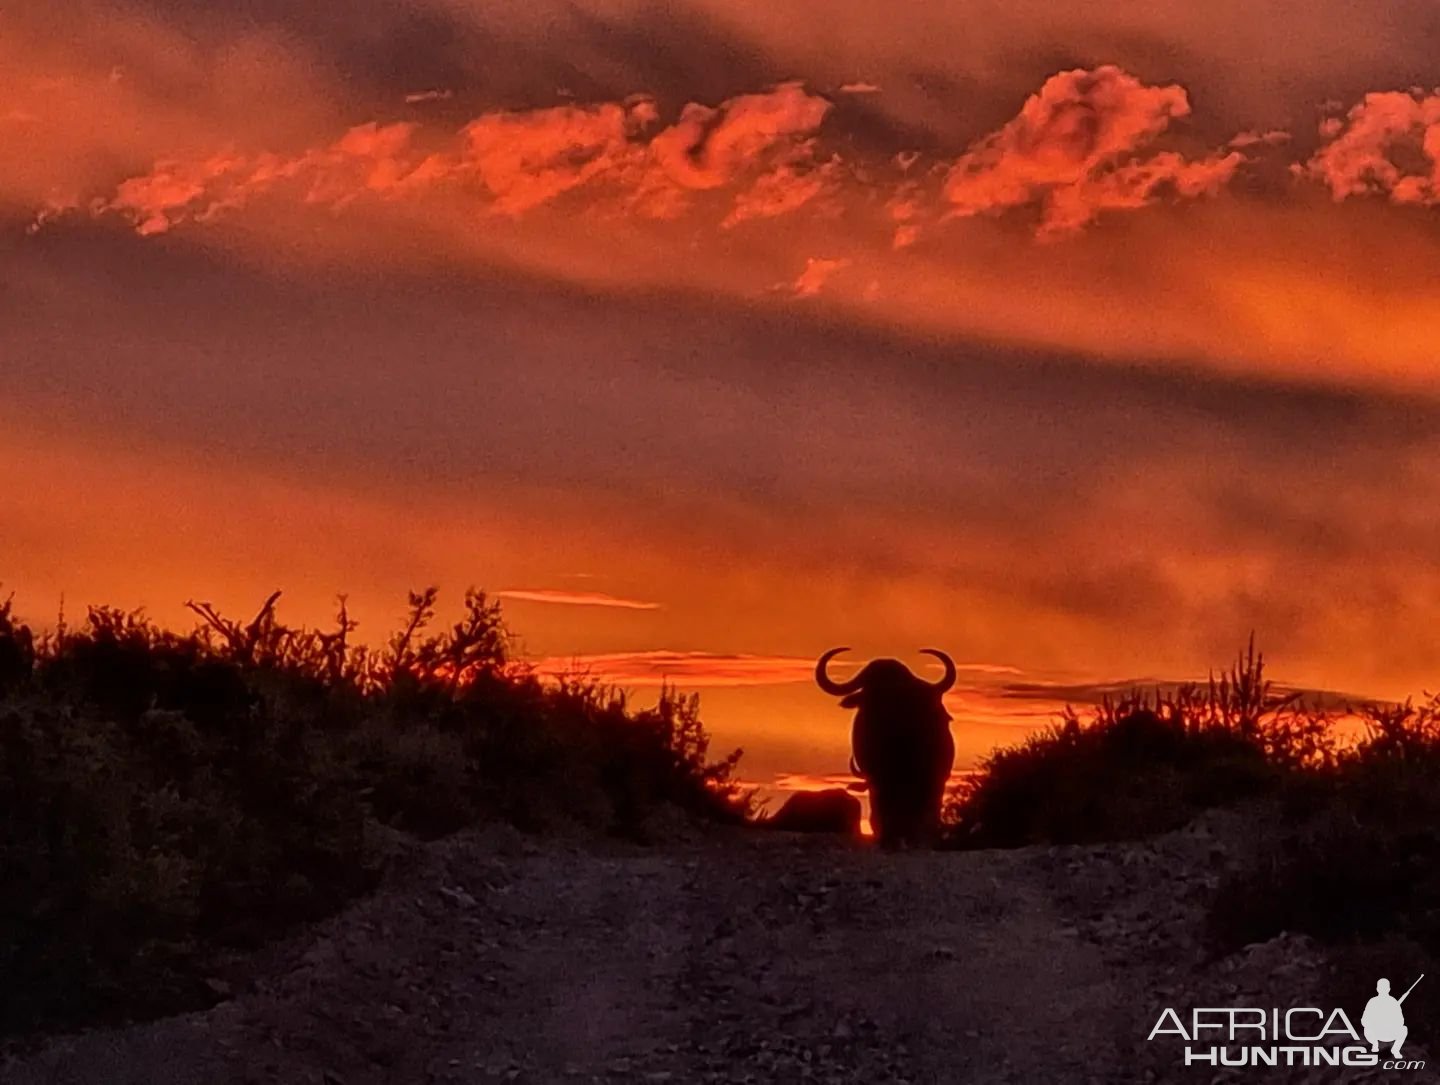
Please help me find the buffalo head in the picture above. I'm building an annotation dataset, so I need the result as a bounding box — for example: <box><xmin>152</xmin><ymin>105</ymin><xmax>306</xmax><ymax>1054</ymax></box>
<box><xmin>815</xmin><ymin>647</ymin><xmax>956</xmax><ymax>706</ymax></box>
<box><xmin>816</xmin><ymin>647</ymin><xmax>957</xmax><ymax>849</ymax></box>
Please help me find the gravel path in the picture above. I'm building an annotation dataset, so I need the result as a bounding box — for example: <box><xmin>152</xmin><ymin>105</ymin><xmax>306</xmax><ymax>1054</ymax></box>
<box><xmin>3</xmin><ymin>817</ymin><xmax>1421</xmax><ymax>1084</ymax></box>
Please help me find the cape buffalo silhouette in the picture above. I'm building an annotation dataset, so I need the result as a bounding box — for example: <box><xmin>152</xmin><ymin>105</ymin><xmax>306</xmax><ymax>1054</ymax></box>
<box><xmin>816</xmin><ymin>647</ymin><xmax>956</xmax><ymax>849</ymax></box>
<box><xmin>766</xmin><ymin>788</ymin><xmax>862</xmax><ymax>834</ymax></box>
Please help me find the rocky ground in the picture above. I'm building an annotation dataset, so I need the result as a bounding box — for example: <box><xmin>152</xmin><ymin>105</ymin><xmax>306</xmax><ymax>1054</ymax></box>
<box><xmin>3</xmin><ymin>812</ymin><xmax>1427</xmax><ymax>1084</ymax></box>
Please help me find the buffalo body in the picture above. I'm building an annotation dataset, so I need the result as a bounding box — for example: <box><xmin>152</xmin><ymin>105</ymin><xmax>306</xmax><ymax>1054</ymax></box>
<box><xmin>766</xmin><ymin>788</ymin><xmax>863</xmax><ymax>834</ymax></box>
<box><xmin>817</xmin><ymin>648</ymin><xmax>956</xmax><ymax>848</ymax></box>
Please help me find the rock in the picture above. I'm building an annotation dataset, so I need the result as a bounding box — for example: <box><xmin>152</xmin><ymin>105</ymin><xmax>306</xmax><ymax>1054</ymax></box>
<box><xmin>437</xmin><ymin>885</ymin><xmax>477</xmax><ymax>907</ymax></box>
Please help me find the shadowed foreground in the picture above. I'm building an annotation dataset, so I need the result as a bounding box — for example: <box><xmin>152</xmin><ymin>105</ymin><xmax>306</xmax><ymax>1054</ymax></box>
<box><xmin>5</xmin><ymin>816</ymin><xmax>1414</xmax><ymax>1085</ymax></box>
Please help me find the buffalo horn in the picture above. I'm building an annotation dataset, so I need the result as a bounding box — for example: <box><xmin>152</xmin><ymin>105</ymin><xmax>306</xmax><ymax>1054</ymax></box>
<box><xmin>815</xmin><ymin>647</ymin><xmax>863</xmax><ymax>696</ymax></box>
<box><xmin>920</xmin><ymin>648</ymin><xmax>957</xmax><ymax>692</ymax></box>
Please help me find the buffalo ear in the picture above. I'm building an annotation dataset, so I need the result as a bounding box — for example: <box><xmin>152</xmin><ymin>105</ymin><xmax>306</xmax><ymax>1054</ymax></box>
<box><xmin>840</xmin><ymin>692</ymin><xmax>863</xmax><ymax>709</ymax></box>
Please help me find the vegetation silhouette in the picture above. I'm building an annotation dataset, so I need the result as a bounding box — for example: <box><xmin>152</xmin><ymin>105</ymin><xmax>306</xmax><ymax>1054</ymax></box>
<box><xmin>944</xmin><ymin>638</ymin><xmax>1440</xmax><ymax>982</ymax></box>
<box><xmin>816</xmin><ymin>647</ymin><xmax>957</xmax><ymax>849</ymax></box>
<box><xmin>945</xmin><ymin>638</ymin><xmax>1318</xmax><ymax>849</ymax></box>
<box><xmin>0</xmin><ymin>585</ymin><xmax>747</xmax><ymax>1037</ymax></box>
<box><xmin>1205</xmin><ymin>690</ymin><xmax>1440</xmax><ymax>968</ymax></box>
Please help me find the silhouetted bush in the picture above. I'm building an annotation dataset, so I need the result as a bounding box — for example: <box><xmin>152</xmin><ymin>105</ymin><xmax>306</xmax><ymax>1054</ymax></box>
<box><xmin>945</xmin><ymin>640</ymin><xmax>1331</xmax><ymax>847</ymax></box>
<box><xmin>1208</xmin><ymin>694</ymin><xmax>1440</xmax><ymax>961</ymax></box>
<box><xmin>0</xmin><ymin>595</ymin><xmax>34</xmax><ymax>696</ymax></box>
<box><xmin>0</xmin><ymin>584</ymin><xmax>747</xmax><ymax>1037</ymax></box>
<box><xmin>945</xmin><ymin>634</ymin><xmax>1440</xmax><ymax>969</ymax></box>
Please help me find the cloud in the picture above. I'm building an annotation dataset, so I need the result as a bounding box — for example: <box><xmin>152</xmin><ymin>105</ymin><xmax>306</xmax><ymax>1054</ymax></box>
<box><xmin>101</xmin><ymin>151</ymin><xmax>253</xmax><ymax>236</ymax></box>
<box><xmin>722</xmin><ymin>157</ymin><xmax>840</xmax><ymax>227</ymax></box>
<box><xmin>32</xmin><ymin>48</ymin><xmax>1440</xmax><ymax>402</ymax></box>
<box><xmin>1228</xmin><ymin>128</ymin><xmax>1291</xmax><ymax>149</ymax></box>
<box><xmin>1302</xmin><ymin>89</ymin><xmax>1440</xmax><ymax>204</ymax></box>
<box><xmin>995</xmin><ymin>677</ymin><xmax>1371</xmax><ymax>711</ymax></box>
<box><xmin>789</xmin><ymin>256</ymin><xmax>851</xmax><ymax>297</ymax></box>
<box><xmin>768</xmin><ymin>770</ymin><xmax>970</xmax><ymax>793</ymax></box>
<box><xmin>51</xmin><ymin>83</ymin><xmax>834</xmax><ymax>231</ymax></box>
<box><xmin>646</xmin><ymin>82</ymin><xmax>831</xmax><ymax>192</ymax></box>
<box><xmin>768</xmin><ymin>772</ymin><xmax>861</xmax><ymax>791</ymax></box>
<box><xmin>941</xmin><ymin>65</ymin><xmax>1243</xmax><ymax>236</ymax></box>
<box><xmin>527</xmin><ymin>648</ymin><xmax>1026</xmax><ymax>687</ymax></box>
<box><xmin>455</xmin><ymin>82</ymin><xmax>834</xmax><ymax>219</ymax></box>
<box><xmin>527</xmin><ymin>650</ymin><xmax>825</xmax><ymax>686</ymax></box>
<box><xmin>459</xmin><ymin>98</ymin><xmax>656</xmax><ymax>214</ymax></box>
<box><xmin>495</xmin><ymin>588</ymin><xmax>660</xmax><ymax>610</ymax></box>
<box><xmin>404</xmin><ymin>89</ymin><xmax>454</xmax><ymax>104</ymax></box>
<box><xmin>34</xmin><ymin>65</ymin><xmax>1286</xmax><ymax>248</ymax></box>
<box><xmin>89</xmin><ymin>121</ymin><xmax>426</xmax><ymax>235</ymax></box>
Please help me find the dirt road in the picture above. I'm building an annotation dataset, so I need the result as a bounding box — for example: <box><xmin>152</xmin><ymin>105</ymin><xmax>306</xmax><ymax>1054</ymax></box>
<box><xmin>1</xmin><ymin>817</ymin><xmax>1402</xmax><ymax>1084</ymax></box>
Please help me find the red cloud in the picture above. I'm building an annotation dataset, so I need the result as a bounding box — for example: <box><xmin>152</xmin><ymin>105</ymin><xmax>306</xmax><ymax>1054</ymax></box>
<box><xmin>103</xmin><ymin>151</ymin><xmax>254</xmax><ymax>236</ymax></box>
<box><xmin>459</xmin><ymin>98</ymin><xmax>656</xmax><ymax>214</ymax></box>
<box><xmin>643</xmin><ymin>82</ymin><xmax>834</xmax><ymax>221</ymax></box>
<box><xmin>647</xmin><ymin>82</ymin><xmax>830</xmax><ymax>192</ymax></box>
<box><xmin>527</xmin><ymin>650</ymin><xmax>825</xmax><ymax>687</ymax></box>
<box><xmin>46</xmin><ymin>72</ymin><xmax>1260</xmax><ymax>244</ymax></box>
<box><xmin>1302</xmin><ymin>90</ymin><xmax>1440</xmax><ymax>204</ymax></box>
<box><xmin>942</xmin><ymin>65</ymin><xmax>1242</xmax><ymax>237</ymax></box>
<box><xmin>722</xmin><ymin>157</ymin><xmax>839</xmax><ymax>227</ymax></box>
<box><xmin>789</xmin><ymin>256</ymin><xmax>851</xmax><ymax>297</ymax></box>
<box><xmin>768</xmin><ymin>770</ymin><xmax>971</xmax><ymax>793</ymax></box>
<box><xmin>59</xmin><ymin>84</ymin><xmax>832</xmax><ymax>233</ymax></box>
<box><xmin>1228</xmin><ymin>128</ymin><xmax>1291</xmax><ymax>149</ymax></box>
<box><xmin>96</xmin><ymin>121</ymin><xmax>424</xmax><ymax>234</ymax></box>
<box><xmin>495</xmin><ymin>588</ymin><xmax>660</xmax><ymax>610</ymax></box>
<box><xmin>528</xmin><ymin>649</ymin><xmax>1022</xmax><ymax>688</ymax></box>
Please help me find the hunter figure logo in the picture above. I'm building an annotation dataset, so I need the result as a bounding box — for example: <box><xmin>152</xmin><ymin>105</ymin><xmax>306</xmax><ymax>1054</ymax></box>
<box><xmin>1148</xmin><ymin>974</ymin><xmax>1426</xmax><ymax>1070</ymax></box>
<box><xmin>1364</xmin><ymin>975</ymin><xmax>1422</xmax><ymax>1059</ymax></box>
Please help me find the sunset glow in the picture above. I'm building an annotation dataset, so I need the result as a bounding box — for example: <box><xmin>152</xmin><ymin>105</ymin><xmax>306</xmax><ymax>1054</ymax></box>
<box><xmin>7</xmin><ymin>0</ymin><xmax>1440</xmax><ymax>799</ymax></box>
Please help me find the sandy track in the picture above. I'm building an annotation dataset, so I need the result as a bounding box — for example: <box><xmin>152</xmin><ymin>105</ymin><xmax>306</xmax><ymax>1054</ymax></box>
<box><xmin>1</xmin><ymin>819</ymin><xmax>1404</xmax><ymax>1084</ymax></box>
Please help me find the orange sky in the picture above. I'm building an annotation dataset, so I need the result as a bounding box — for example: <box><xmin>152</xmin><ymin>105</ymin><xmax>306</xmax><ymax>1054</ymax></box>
<box><xmin>6</xmin><ymin>0</ymin><xmax>1440</xmax><ymax>795</ymax></box>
